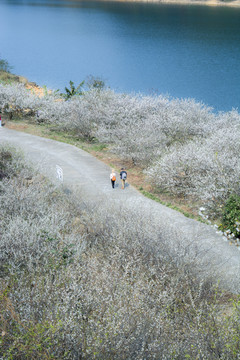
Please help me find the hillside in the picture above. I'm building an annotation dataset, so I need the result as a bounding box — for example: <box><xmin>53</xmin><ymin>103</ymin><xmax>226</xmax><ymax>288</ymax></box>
<box><xmin>1</xmin><ymin>132</ymin><xmax>240</xmax><ymax>358</ymax></box>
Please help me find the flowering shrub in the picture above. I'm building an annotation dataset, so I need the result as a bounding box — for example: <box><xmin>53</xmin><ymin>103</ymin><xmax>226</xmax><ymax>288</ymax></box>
<box><xmin>146</xmin><ymin>122</ymin><xmax>240</xmax><ymax>202</ymax></box>
<box><xmin>1</xmin><ymin>82</ymin><xmax>240</xmax><ymax>207</ymax></box>
<box><xmin>0</xmin><ymin>145</ymin><xmax>29</xmax><ymax>180</ymax></box>
<box><xmin>0</xmin><ymin>83</ymin><xmax>58</xmax><ymax>120</ymax></box>
<box><xmin>1</xmin><ymin>147</ymin><xmax>240</xmax><ymax>359</ymax></box>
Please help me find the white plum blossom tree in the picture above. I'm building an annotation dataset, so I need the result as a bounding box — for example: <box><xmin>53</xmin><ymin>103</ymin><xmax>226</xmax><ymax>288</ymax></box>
<box><xmin>1</xmin><ymin>82</ymin><xmax>240</xmax><ymax>206</ymax></box>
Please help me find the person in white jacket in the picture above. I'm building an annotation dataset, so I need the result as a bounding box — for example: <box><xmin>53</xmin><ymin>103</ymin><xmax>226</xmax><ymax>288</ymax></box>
<box><xmin>110</xmin><ymin>169</ymin><xmax>116</xmax><ymax>189</ymax></box>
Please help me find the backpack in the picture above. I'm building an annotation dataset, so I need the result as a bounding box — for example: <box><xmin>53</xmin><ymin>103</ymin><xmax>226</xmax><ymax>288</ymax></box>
<box><xmin>122</xmin><ymin>172</ymin><xmax>127</xmax><ymax>180</ymax></box>
<box><xmin>112</xmin><ymin>176</ymin><xmax>116</xmax><ymax>181</ymax></box>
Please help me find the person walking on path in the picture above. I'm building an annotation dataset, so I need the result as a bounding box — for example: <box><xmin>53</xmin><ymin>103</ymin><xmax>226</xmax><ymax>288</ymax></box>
<box><xmin>0</xmin><ymin>112</ymin><xmax>5</xmax><ymax>127</ymax></box>
<box><xmin>120</xmin><ymin>168</ymin><xmax>127</xmax><ymax>189</ymax></box>
<box><xmin>110</xmin><ymin>169</ymin><xmax>116</xmax><ymax>189</ymax></box>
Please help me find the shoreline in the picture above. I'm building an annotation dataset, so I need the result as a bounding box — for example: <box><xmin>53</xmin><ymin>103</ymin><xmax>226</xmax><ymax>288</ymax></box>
<box><xmin>76</xmin><ymin>0</ymin><xmax>240</xmax><ymax>8</ymax></box>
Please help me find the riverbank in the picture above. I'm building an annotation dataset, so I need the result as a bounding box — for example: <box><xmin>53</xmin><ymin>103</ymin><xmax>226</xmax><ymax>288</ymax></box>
<box><xmin>154</xmin><ymin>0</ymin><xmax>240</xmax><ymax>7</ymax></box>
<box><xmin>86</xmin><ymin>0</ymin><xmax>240</xmax><ymax>8</ymax></box>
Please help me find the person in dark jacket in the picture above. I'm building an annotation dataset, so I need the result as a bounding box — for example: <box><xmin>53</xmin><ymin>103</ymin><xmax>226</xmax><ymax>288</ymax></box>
<box><xmin>120</xmin><ymin>168</ymin><xmax>127</xmax><ymax>189</ymax></box>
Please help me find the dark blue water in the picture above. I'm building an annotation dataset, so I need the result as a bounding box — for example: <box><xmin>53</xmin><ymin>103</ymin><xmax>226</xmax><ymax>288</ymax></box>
<box><xmin>0</xmin><ymin>0</ymin><xmax>240</xmax><ymax>111</ymax></box>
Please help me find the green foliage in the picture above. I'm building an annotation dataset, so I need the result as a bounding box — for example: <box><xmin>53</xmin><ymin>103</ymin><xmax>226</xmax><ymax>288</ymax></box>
<box><xmin>0</xmin><ymin>150</ymin><xmax>12</xmax><ymax>180</ymax></box>
<box><xmin>91</xmin><ymin>143</ymin><xmax>107</xmax><ymax>151</ymax></box>
<box><xmin>42</xmin><ymin>85</ymin><xmax>49</xmax><ymax>97</ymax></box>
<box><xmin>86</xmin><ymin>75</ymin><xmax>105</xmax><ymax>90</ymax></box>
<box><xmin>0</xmin><ymin>57</ymin><xmax>12</xmax><ymax>73</ymax></box>
<box><xmin>219</xmin><ymin>193</ymin><xmax>240</xmax><ymax>238</ymax></box>
<box><xmin>140</xmin><ymin>189</ymin><xmax>206</xmax><ymax>222</ymax></box>
<box><xmin>60</xmin><ymin>77</ymin><xmax>105</xmax><ymax>100</ymax></box>
<box><xmin>0</xmin><ymin>294</ymin><xmax>65</xmax><ymax>360</ymax></box>
<box><xmin>0</xmin><ymin>56</ymin><xmax>17</xmax><ymax>84</ymax></box>
<box><xmin>61</xmin><ymin>80</ymin><xmax>85</xmax><ymax>100</ymax></box>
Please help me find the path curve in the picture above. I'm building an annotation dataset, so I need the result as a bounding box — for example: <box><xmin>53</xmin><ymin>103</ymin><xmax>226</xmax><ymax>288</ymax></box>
<box><xmin>1</xmin><ymin>127</ymin><xmax>240</xmax><ymax>293</ymax></box>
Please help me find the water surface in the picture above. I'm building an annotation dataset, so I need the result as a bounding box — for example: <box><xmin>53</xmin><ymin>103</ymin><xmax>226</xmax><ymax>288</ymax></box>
<box><xmin>0</xmin><ymin>0</ymin><xmax>240</xmax><ymax>111</ymax></box>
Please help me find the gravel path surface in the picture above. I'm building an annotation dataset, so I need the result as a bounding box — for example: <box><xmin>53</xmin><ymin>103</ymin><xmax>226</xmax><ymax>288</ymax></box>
<box><xmin>1</xmin><ymin>127</ymin><xmax>240</xmax><ymax>293</ymax></box>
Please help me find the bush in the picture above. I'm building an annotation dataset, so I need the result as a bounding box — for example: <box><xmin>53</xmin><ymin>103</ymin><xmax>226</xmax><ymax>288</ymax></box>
<box><xmin>0</xmin><ymin>149</ymin><xmax>13</xmax><ymax>180</ymax></box>
<box><xmin>61</xmin><ymin>80</ymin><xmax>85</xmax><ymax>100</ymax></box>
<box><xmin>0</xmin><ymin>57</ymin><xmax>12</xmax><ymax>73</ymax></box>
<box><xmin>1</xmin><ymin>147</ymin><xmax>240</xmax><ymax>359</ymax></box>
<box><xmin>219</xmin><ymin>193</ymin><xmax>240</xmax><ymax>239</ymax></box>
<box><xmin>1</xmin><ymin>82</ymin><xmax>240</xmax><ymax>212</ymax></box>
<box><xmin>146</xmin><ymin>121</ymin><xmax>240</xmax><ymax>203</ymax></box>
<box><xmin>0</xmin><ymin>145</ymin><xmax>28</xmax><ymax>180</ymax></box>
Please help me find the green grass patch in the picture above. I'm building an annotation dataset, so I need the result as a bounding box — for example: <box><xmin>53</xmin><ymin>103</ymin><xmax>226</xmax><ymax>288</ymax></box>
<box><xmin>140</xmin><ymin>189</ymin><xmax>206</xmax><ymax>223</ymax></box>
<box><xmin>90</xmin><ymin>143</ymin><xmax>108</xmax><ymax>152</ymax></box>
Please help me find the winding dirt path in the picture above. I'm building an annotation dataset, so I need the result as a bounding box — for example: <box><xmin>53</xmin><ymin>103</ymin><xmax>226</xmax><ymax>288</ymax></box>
<box><xmin>1</xmin><ymin>127</ymin><xmax>240</xmax><ymax>293</ymax></box>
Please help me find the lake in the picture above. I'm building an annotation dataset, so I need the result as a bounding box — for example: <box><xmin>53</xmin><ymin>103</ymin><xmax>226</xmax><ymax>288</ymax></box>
<box><xmin>0</xmin><ymin>0</ymin><xmax>240</xmax><ymax>111</ymax></box>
